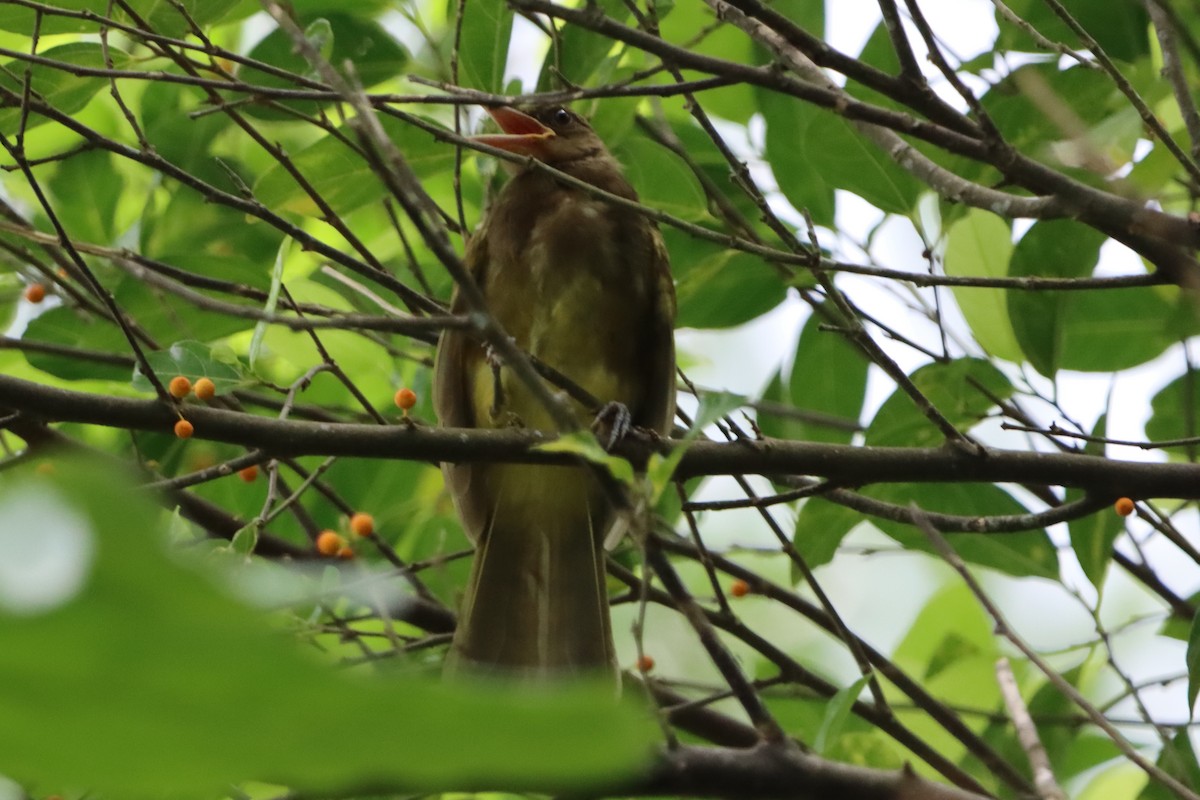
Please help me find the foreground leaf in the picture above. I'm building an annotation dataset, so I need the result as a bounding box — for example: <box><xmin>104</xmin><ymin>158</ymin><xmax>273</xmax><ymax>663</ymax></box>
<box><xmin>0</xmin><ymin>461</ymin><xmax>656</xmax><ymax>798</ymax></box>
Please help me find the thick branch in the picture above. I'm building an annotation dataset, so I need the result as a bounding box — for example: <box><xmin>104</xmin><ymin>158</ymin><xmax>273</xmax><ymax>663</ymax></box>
<box><xmin>5</xmin><ymin>373</ymin><xmax>1200</xmax><ymax>498</ymax></box>
<box><xmin>612</xmin><ymin>744</ymin><xmax>989</xmax><ymax>800</ymax></box>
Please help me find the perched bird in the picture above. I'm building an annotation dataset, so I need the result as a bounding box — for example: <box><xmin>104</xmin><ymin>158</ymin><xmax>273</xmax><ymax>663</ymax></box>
<box><xmin>434</xmin><ymin>105</ymin><xmax>676</xmax><ymax>679</ymax></box>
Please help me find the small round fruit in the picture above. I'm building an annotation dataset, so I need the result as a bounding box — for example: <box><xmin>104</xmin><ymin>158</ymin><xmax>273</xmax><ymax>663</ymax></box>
<box><xmin>636</xmin><ymin>655</ymin><xmax>655</xmax><ymax>673</ymax></box>
<box><xmin>34</xmin><ymin>462</ymin><xmax>55</xmax><ymax>476</ymax></box>
<box><xmin>23</xmin><ymin>283</ymin><xmax>46</xmax><ymax>303</ymax></box>
<box><xmin>174</xmin><ymin>419</ymin><xmax>194</xmax><ymax>439</ymax></box>
<box><xmin>394</xmin><ymin>388</ymin><xmax>417</xmax><ymax>412</ymax></box>
<box><xmin>349</xmin><ymin>512</ymin><xmax>374</xmax><ymax>537</ymax></box>
<box><xmin>194</xmin><ymin>377</ymin><xmax>216</xmax><ymax>401</ymax></box>
<box><xmin>316</xmin><ymin>530</ymin><xmax>345</xmax><ymax>556</ymax></box>
<box><xmin>168</xmin><ymin>375</ymin><xmax>192</xmax><ymax>398</ymax></box>
<box><xmin>1115</xmin><ymin>497</ymin><xmax>1135</xmax><ymax>517</ymax></box>
<box><xmin>336</xmin><ymin>545</ymin><xmax>355</xmax><ymax>560</ymax></box>
<box><xmin>730</xmin><ymin>579</ymin><xmax>751</xmax><ymax>598</ymax></box>
<box><xmin>238</xmin><ymin>465</ymin><xmax>259</xmax><ymax>482</ymax></box>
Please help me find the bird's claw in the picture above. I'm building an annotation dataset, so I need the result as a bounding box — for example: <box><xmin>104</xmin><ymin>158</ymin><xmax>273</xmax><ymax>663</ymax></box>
<box><xmin>592</xmin><ymin>401</ymin><xmax>632</xmax><ymax>451</ymax></box>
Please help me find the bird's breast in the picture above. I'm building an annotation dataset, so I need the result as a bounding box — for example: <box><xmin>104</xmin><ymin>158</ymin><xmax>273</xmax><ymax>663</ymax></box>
<box><xmin>476</xmin><ymin>193</ymin><xmax>656</xmax><ymax>430</ymax></box>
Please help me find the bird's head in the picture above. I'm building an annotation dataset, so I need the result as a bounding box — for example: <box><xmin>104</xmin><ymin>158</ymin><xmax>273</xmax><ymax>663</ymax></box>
<box><xmin>472</xmin><ymin>105</ymin><xmax>607</xmax><ymax>169</ymax></box>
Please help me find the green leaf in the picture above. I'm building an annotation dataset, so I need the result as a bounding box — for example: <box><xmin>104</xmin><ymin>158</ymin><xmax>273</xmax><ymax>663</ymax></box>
<box><xmin>792</xmin><ymin>498</ymin><xmax>859</xmax><ymax>570</ymax></box>
<box><xmin>254</xmin><ymin>114</ymin><xmax>453</xmax><ymax>217</ymax></box>
<box><xmin>48</xmin><ymin>150</ymin><xmax>125</xmax><ymax>245</ymax></box>
<box><xmin>674</xmin><ymin>250</ymin><xmax>787</xmax><ymax>329</ymax></box>
<box><xmin>871</xmin><ymin>483</ymin><xmax>1059</xmax><ymax>579</ymax></box>
<box><xmin>538</xmin><ymin>0</ymin><xmax>629</xmax><ymax>90</ymax></box>
<box><xmin>865</xmin><ymin>358</ymin><xmax>1013</xmax><ymax>447</ymax></box>
<box><xmin>0</xmin><ymin>43</ymin><xmax>130</xmax><ymax>135</ymax></box>
<box><xmin>250</xmin><ymin>239</ymin><xmax>289</xmax><ymax>370</ymax></box>
<box><xmin>0</xmin><ymin>460</ymin><xmax>656</xmax><ymax>797</ymax></box>
<box><xmin>776</xmin><ymin>308</ymin><xmax>868</xmax><ymax>444</ymax></box>
<box><xmin>1068</xmin><ymin>413</ymin><xmax>1122</xmax><ymax>588</ymax></box>
<box><xmin>0</xmin><ymin>0</ymin><xmax>246</xmax><ymax>35</ymax></box>
<box><xmin>1188</xmin><ymin>609</ymin><xmax>1200</xmax><ymax>714</ymax></box>
<box><xmin>131</xmin><ymin>340</ymin><xmax>245</xmax><ymax>395</ymax></box>
<box><xmin>21</xmin><ymin>307</ymin><xmax>132</xmax><ymax>382</ymax></box>
<box><xmin>458</xmin><ymin>0</ymin><xmax>513</xmax><ymax>93</ymax></box>
<box><xmin>1005</xmin><ymin>220</ymin><xmax>1174</xmax><ymax>375</ymax></box>
<box><xmin>997</xmin><ymin>0</ymin><xmax>1150</xmax><ymax>63</ymax></box>
<box><xmin>241</xmin><ymin>13</ymin><xmax>408</xmax><ymax>119</ymax></box>
<box><xmin>813</xmin><ymin>675</ymin><xmax>870</xmax><ymax>756</ymax></box>
<box><xmin>1146</xmin><ymin>374</ymin><xmax>1200</xmax><ymax>458</ymax></box>
<box><xmin>893</xmin><ymin>583</ymin><xmax>999</xmax><ymax>678</ymax></box>
<box><xmin>615</xmin><ymin>134</ymin><xmax>708</xmax><ymax>220</ymax></box>
<box><xmin>757</xmin><ymin>90</ymin><xmax>836</xmax><ymax>227</ymax></box>
<box><xmin>943</xmin><ymin>209</ymin><xmax>1022</xmax><ymax>362</ymax></box>
<box><xmin>536</xmin><ymin>431</ymin><xmax>635</xmax><ymax>484</ymax></box>
<box><xmin>1139</xmin><ymin>730</ymin><xmax>1200</xmax><ymax>800</ymax></box>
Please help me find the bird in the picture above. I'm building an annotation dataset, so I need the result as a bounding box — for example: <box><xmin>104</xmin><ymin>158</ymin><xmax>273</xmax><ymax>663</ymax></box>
<box><xmin>433</xmin><ymin>105</ymin><xmax>676</xmax><ymax>679</ymax></box>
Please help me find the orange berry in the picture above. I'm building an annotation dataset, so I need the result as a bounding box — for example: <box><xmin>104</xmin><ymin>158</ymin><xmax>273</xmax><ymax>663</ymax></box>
<box><xmin>336</xmin><ymin>545</ymin><xmax>355</xmax><ymax>560</ymax></box>
<box><xmin>349</xmin><ymin>512</ymin><xmax>374</xmax><ymax>537</ymax></box>
<box><xmin>238</xmin><ymin>465</ymin><xmax>259</xmax><ymax>482</ymax></box>
<box><xmin>316</xmin><ymin>530</ymin><xmax>345</xmax><ymax>556</ymax></box>
<box><xmin>174</xmin><ymin>419</ymin><xmax>194</xmax><ymax>439</ymax></box>
<box><xmin>23</xmin><ymin>283</ymin><xmax>45</xmax><ymax>303</ymax></box>
<box><xmin>168</xmin><ymin>375</ymin><xmax>192</xmax><ymax>398</ymax></box>
<box><xmin>394</xmin><ymin>387</ymin><xmax>417</xmax><ymax>412</ymax></box>
<box><xmin>636</xmin><ymin>654</ymin><xmax>655</xmax><ymax>673</ymax></box>
<box><xmin>730</xmin><ymin>579</ymin><xmax>751</xmax><ymax>598</ymax></box>
<box><xmin>34</xmin><ymin>461</ymin><xmax>55</xmax><ymax>476</ymax></box>
<box><xmin>1115</xmin><ymin>497</ymin><xmax>1135</xmax><ymax>517</ymax></box>
<box><xmin>194</xmin><ymin>377</ymin><xmax>216</xmax><ymax>401</ymax></box>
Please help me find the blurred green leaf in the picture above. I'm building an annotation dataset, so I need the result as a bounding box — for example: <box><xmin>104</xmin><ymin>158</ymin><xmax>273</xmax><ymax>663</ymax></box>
<box><xmin>1146</xmin><ymin>374</ymin><xmax>1200</xmax><ymax>458</ymax></box>
<box><xmin>1007</xmin><ymin>220</ymin><xmax>1093</xmax><ymax>375</ymax></box>
<box><xmin>0</xmin><ymin>43</ymin><xmax>129</xmax><ymax>135</ymax></box>
<box><xmin>616</xmin><ymin>134</ymin><xmax>708</xmax><ymax>220</ymax></box>
<box><xmin>538</xmin><ymin>0</ymin><xmax>628</xmax><ymax>90</ymax></box>
<box><xmin>255</xmin><ymin>114</ymin><xmax>452</xmax><ymax>217</ymax></box>
<box><xmin>241</xmin><ymin>14</ymin><xmax>408</xmax><ymax>119</ymax></box>
<box><xmin>458</xmin><ymin>0</ymin><xmax>513</xmax><ymax>93</ymax></box>
<box><xmin>943</xmin><ymin>209</ymin><xmax>1022</xmax><ymax>362</ymax></box>
<box><xmin>0</xmin><ymin>461</ymin><xmax>657</xmax><ymax>798</ymax></box>
<box><xmin>997</xmin><ymin>0</ymin><xmax>1150</xmax><ymax>63</ymax></box>
<box><xmin>813</xmin><ymin>675</ymin><xmax>869</xmax><ymax>756</ymax></box>
<box><xmin>48</xmin><ymin>150</ymin><xmax>125</xmax><ymax>245</ymax></box>
<box><xmin>675</xmin><ymin>249</ymin><xmax>786</xmax><ymax>329</ymax></box>
<box><xmin>871</xmin><ymin>483</ymin><xmax>1058</xmax><ymax>578</ymax></box>
<box><xmin>1139</xmin><ymin>730</ymin><xmax>1200</xmax><ymax>800</ymax></box>
<box><xmin>757</xmin><ymin>90</ymin><xmax>836</xmax><ymax>227</ymax></box>
<box><xmin>1068</xmin><ymin>414</ymin><xmax>1122</xmax><ymax>589</ymax></box>
<box><xmin>1008</xmin><ymin>221</ymin><xmax>1173</xmax><ymax>376</ymax></box>
<box><xmin>865</xmin><ymin>358</ymin><xmax>1012</xmax><ymax>447</ymax></box>
<box><xmin>537</xmin><ymin>431</ymin><xmax>635</xmax><ymax>484</ymax></box>
<box><xmin>779</xmin><ymin>308</ymin><xmax>867</xmax><ymax>444</ymax></box>
<box><xmin>21</xmin><ymin>307</ymin><xmax>132</xmax><ymax>382</ymax></box>
<box><xmin>0</xmin><ymin>0</ymin><xmax>245</xmax><ymax>35</ymax></box>
<box><xmin>792</xmin><ymin>497</ymin><xmax>859</xmax><ymax>570</ymax></box>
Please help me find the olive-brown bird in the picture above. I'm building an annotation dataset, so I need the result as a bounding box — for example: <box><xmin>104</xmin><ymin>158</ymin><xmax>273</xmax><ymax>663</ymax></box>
<box><xmin>434</xmin><ymin>105</ymin><xmax>676</xmax><ymax>678</ymax></box>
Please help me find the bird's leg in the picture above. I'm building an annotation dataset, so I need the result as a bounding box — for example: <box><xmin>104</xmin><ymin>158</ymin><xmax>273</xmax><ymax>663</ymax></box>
<box><xmin>485</xmin><ymin>340</ymin><xmax>525</xmax><ymax>427</ymax></box>
<box><xmin>592</xmin><ymin>401</ymin><xmax>632</xmax><ymax>451</ymax></box>
<box><xmin>486</xmin><ymin>342</ymin><xmax>506</xmax><ymax>420</ymax></box>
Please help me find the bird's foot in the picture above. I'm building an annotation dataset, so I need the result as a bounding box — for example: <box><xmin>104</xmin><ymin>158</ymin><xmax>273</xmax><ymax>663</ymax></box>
<box><xmin>491</xmin><ymin>409</ymin><xmax>525</xmax><ymax>428</ymax></box>
<box><xmin>592</xmin><ymin>401</ymin><xmax>632</xmax><ymax>451</ymax></box>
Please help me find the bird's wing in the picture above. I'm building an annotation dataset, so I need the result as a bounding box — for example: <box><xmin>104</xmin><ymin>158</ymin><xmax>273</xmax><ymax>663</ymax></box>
<box><xmin>637</xmin><ymin>226</ymin><xmax>677</xmax><ymax>436</ymax></box>
<box><xmin>433</xmin><ymin>232</ymin><xmax>491</xmax><ymax>544</ymax></box>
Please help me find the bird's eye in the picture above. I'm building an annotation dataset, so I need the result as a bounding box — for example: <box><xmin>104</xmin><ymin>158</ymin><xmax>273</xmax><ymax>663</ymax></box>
<box><xmin>552</xmin><ymin>108</ymin><xmax>571</xmax><ymax>125</ymax></box>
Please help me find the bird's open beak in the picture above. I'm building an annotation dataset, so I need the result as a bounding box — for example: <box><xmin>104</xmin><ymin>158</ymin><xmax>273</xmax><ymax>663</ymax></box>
<box><xmin>472</xmin><ymin>106</ymin><xmax>555</xmax><ymax>157</ymax></box>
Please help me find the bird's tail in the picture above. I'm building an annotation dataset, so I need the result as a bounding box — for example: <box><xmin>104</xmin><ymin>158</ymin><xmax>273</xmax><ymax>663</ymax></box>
<box><xmin>445</xmin><ymin>475</ymin><xmax>616</xmax><ymax>679</ymax></box>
